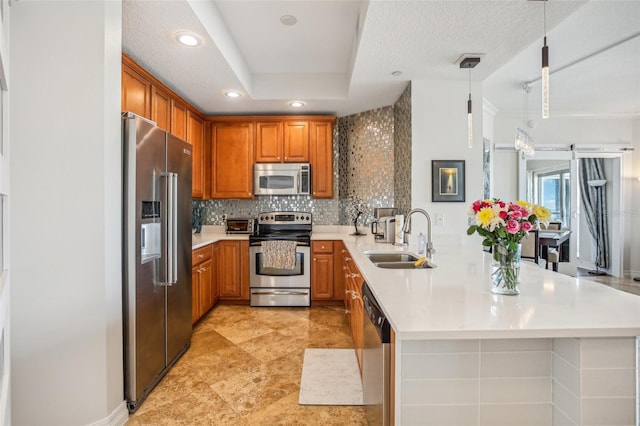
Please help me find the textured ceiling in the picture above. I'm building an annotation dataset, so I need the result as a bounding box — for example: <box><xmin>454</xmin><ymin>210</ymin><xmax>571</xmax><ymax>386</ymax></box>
<box><xmin>122</xmin><ymin>0</ymin><xmax>639</xmax><ymax>118</ymax></box>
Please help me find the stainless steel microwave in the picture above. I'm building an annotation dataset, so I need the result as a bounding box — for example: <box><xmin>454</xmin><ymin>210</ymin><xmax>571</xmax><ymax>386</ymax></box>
<box><xmin>254</xmin><ymin>163</ymin><xmax>310</xmax><ymax>196</ymax></box>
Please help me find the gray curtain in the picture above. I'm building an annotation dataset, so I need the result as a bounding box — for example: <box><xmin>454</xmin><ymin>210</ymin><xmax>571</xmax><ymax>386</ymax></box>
<box><xmin>579</xmin><ymin>158</ymin><xmax>609</xmax><ymax>270</ymax></box>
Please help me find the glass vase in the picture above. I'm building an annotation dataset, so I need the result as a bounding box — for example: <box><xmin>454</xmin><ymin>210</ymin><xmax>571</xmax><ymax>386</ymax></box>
<box><xmin>491</xmin><ymin>243</ymin><xmax>521</xmax><ymax>295</ymax></box>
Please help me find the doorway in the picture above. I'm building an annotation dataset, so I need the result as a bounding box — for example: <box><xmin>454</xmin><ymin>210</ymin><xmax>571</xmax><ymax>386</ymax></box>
<box><xmin>518</xmin><ymin>152</ymin><xmax>624</xmax><ymax>277</ymax></box>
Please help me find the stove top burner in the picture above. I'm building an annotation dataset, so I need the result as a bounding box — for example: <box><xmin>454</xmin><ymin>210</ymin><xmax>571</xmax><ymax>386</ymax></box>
<box><xmin>251</xmin><ymin>211</ymin><xmax>312</xmax><ymax>244</ymax></box>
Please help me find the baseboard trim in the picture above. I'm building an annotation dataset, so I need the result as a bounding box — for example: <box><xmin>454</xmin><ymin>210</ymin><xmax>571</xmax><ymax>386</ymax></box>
<box><xmin>88</xmin><ymin>401</ymin><xmax>129</xmax><ymax>426</ymax></box>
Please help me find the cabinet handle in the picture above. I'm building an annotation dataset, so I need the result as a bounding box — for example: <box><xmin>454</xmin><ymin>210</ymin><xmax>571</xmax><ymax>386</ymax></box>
<box><xmin>321</xmin><ymin>245</ymin><xmax>325</xmax><ymax>250</ymax></box>
<box><xmin>201</xmin><ymin>266</ymin><xmax>209</xmax><ymax>272</ymax></box>
<box><xmin>341</xmin><ymin>249</ymin><xmax>347</xmax><ymax>253</ymax></box>
<box><xmin>313</xmin><ymin>257</ymin><xmax>317</xmax><ymax>261</ymax></box>
<box><xmin>277</xmin><ymin>156</ymin><xmax>280</xmax><ymax>160</ymax></box>
<box><xmin>345</xmin><ymin>257</ymin><xmax>351</xmax><ymax>262</ymax></box>
<box><xmin>198</xmin><ymin>254</ymin><xmax>205</xmax><ymax>258</ymax></box>
<box><xmin>351</xmin><ymin>273</ymin><xmax>360</xmax><ymax>278</ymax></box>
<box><xmin>343</xmin><ymin>265</ymin><xmax>347</xmax><ymax>270</ymax></box>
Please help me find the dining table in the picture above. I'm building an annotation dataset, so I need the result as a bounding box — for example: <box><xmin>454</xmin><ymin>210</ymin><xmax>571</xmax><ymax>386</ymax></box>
<box><xmin>538</xmin><ymin>229</ymin><xmax>571</xmax><ymax>272</ymax></box>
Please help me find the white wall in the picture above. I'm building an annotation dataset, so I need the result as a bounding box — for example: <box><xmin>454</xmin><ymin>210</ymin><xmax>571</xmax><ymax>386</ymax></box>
<box><xmin>411</xmin><ymin>80</ymin><xmax>483</xmax><ymax>247</ymax></box>
<box><xmin>630</xmin><ymin>117</ymin><xmax>640</xmax><ymax>277</ymax></box>
<box><xmin>10</xmin><ymin>2</ymin><xmax>125</xmax><ymax>425</ymax></box>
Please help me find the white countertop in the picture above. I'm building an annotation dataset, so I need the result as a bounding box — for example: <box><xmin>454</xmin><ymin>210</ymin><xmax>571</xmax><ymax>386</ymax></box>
<box><xmin>193</xmin><ymin>226</ymin><xmax>640</xmax><ymax>340</ymax></box>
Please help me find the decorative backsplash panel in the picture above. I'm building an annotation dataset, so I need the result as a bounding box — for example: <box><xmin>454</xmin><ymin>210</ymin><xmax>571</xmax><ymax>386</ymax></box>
<box><xmin>194</xmin><ymin>85</ymin><xmax>412</xmax><ymax>226</ymax></box>
<box><xmin>394</xmin><ymin>83</ymin><xmax>412</xmax><ymax>217</ymax></box>
<box><xmin>337</xmin><ymin>106</ymin><xmax>395</xmax><ymax>227</ymax></box>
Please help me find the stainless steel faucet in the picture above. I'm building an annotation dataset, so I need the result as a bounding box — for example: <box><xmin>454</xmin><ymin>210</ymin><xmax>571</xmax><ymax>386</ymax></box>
<box><xmin>402</xmin><ymin>208</ymin><xmax>435</xmax><ymax>257</ymax></box>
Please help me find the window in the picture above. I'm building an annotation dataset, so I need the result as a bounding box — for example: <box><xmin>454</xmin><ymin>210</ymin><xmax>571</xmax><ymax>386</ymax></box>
<box><xmin>536</xmin><ymin>169</ymin><xmax>570</xmax><ymax>226</ymax></box>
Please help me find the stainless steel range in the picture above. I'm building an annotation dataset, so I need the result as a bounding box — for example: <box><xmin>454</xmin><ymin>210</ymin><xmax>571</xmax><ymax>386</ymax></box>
<box><xmin>249</xmin><ymin>211</ymin><xmax>312</xmax><ymax>307</ymax></box>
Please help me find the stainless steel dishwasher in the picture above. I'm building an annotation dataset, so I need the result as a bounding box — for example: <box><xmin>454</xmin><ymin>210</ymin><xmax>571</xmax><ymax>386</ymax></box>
<box><xmin>362</xmin><ymin>282</ymin><xmax>391</xmax><ymax>426</ymax></box>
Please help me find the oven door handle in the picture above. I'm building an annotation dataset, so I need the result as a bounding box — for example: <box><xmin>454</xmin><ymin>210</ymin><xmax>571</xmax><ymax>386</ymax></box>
<box><xmin>251</xmin><ymin>290</ymin><xmax>309</xmax><ymax>296</ymax></box>
<box><xmin>249</xmin><ymin>241</ymin><xmax>310</xmax><ymax>247</ymax></box>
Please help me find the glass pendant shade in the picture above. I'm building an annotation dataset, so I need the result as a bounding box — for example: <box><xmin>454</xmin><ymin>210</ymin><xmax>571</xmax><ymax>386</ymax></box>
<box><xmin>541</xmin><ymin>38</ymin><xmax>549</xmax><ymax>119</ymax></box>
<box><xmin>467</xmin><ymin>96</ymin><xmax>473</xmax><ymax>148</ymax></box>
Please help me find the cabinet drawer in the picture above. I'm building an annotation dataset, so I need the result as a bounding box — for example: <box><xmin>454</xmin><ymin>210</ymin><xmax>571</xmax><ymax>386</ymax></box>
<box><xmin>312</xmin><ymin>241</ymin><xmax>333</xmax><ymax>254</ymax></box>
<box><xmin>192</xmin><ymin>244</ymin><xmax>213</xmax><ymax>266</ymax></box>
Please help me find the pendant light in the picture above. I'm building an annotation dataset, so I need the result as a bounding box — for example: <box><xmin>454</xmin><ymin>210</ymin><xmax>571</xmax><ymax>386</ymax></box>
<box><xmin>460</xmin><ymin>56</ymin><xmax>480</xmax><ymax>148</ymax></box>
<box><xmin>541</xmin><ymin>0</ymin><xmax>550</xmax><ymax>118</ymax></box>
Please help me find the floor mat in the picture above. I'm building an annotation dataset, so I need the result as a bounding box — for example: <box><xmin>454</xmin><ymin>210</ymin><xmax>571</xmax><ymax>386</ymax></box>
<box><xmin>298</xmin><ymin>348</ymin><xmax>363</xmax><ymax>406</ymax></box>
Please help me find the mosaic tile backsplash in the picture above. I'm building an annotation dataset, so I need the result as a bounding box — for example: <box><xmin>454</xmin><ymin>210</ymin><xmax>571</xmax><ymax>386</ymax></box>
<box><xmin>194</xmin><ymin>84</ymin><xmax>412</xmax><ymax>226</ymax></box>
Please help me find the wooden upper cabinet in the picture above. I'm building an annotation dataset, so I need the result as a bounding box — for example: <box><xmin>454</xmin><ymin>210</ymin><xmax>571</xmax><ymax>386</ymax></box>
<box><xmin>171</xmin><ymin>100</ymin><xmax>188</xmax><ymax>140</ymax></box>
<box><xmin>255</xmin><ymin>121</ymin><xmax>283</xmax><ymax>162</ymax></box>
<box><xmin>188</xmin><ymin>111</ymin><xmax>205</xmax><ymax>199</ymax></box>
<box><xmin>122</xmin><ymin>64</ymin><xmax>150</xmax><ymax>118</ymax></box>
<box><xmin>283</xmin><ymin>120</ymin><xmax>309</xmax><ymax>162</ymax></box>
<box><xmin>310</xmin><ymin>120</ymin><xmax>334</xmax><ymax>198</ymax></box>
<box><xmin>151</xmin><ymin>85</ymin><xmax>171</xmax><ymax>131</ymax></box>
<box><xmin>211</xmin><ymin>121</ymin><xmax>254</xmax><ymax>199</ymax></box>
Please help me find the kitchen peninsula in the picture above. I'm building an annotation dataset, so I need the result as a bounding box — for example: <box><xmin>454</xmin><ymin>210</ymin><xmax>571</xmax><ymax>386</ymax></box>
<box><xmin>195</xmin><ymin>228</ymin><xmax>640</xmax><ymax>426</ymax></box>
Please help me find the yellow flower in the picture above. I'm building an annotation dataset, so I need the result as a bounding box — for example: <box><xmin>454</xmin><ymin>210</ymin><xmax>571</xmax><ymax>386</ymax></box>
<box><xmin>515</xmin><ymin>200</ymin><xmax>532</xmax><ymax>208</ymax></box>
<box><xmin>477</xmin><ymin>207</ymin><xmax>494</xmax><ymax>227</ymax></box>
<box><xmin>533</xmin><ymin>204</ymin><xmax>551</xmax><ymax>222</ymax></box>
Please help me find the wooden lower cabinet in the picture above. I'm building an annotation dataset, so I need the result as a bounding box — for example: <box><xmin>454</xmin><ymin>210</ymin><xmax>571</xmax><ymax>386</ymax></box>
<box><xmin>340</xmin><ymin>244</ymin><xmax>364</xmax><ymax>373</ymax></box>
<box><xmin>192</xmin><ymin>244</ymin><xmax>216</xmax><ymax>324</ymax></box>
<box><xmin>217</xmin><ymin>240</ymin><xmax>250</xmax><ymax>301</ymax></box>
<box><xmin>311</xmin><ymin>241</ymin><xmax>334</xmax><ymax>300</ymax></box>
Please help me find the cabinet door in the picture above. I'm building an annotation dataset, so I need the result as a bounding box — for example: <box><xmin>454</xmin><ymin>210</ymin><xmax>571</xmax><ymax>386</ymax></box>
<box><xmin>211</xmin><ymin>122</ymin><xmax>254</xmax><ymax>199</ymax></box>
<box><xmin>309</xmin><ymin>121</ymin><xmax>334</xmax><ymax>198</ymax></box>
<box><xmin>351</xmin><ymin>293</ymin><xmax>364</xmax><ymax>373</ymax></box>
<box><xmin>217</xmin><ymin>240</ymin><xmax>242</xmax><ymax>299</ymax></box>
<box><xmin>122</xmin><ymin>64</ymin><xmax>150</xmax><ymax>118</ymax></box>
<box><xmin>283</xmin><ymin>121</ymin><xmax>309</xmax><ymax>162</ymax></box>
<box><xmin>187</xmin><ymin>111</ymin><xmax>205</xmax><ymax>198</ymax></box>
<box><xmin>171</xmin><ymin>100</ymin><xmax>188</xmax><ymax>140</ymax></box>
<box><xmin>312</xmin><ymin>253</ymin><xmax>334</xmax><ymax>300</ymax></box>
<box><xmin>255</xmin><ymin>121</ymin><xmax>283</xmax><ymax>163</ymax></box>
<box><xmin>211</xmin><ymin>243</ymin><xmax>219</xmax><ymax>305</ymax></box>
<box><xmin>191</xmin><ymin>266</ymin><xmax>200</xmax><ymax>324</ymax></box>
<box><xmin>151</xmin><ymin>85</ymin><xmax>171</xmax><ymax>131</ymax></box>
<box><xmin>198</xmin><ymin>258</ymin><xmax>213</xmax><ymax>315</ymax></box>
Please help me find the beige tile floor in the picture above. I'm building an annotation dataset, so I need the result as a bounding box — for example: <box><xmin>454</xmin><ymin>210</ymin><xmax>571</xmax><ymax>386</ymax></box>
<box><xmin>126</xmin><ymin>305</ymin><xmax>367</xmax><ymax>425</ymax></box>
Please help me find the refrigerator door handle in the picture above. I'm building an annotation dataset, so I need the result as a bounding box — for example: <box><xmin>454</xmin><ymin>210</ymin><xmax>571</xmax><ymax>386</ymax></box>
<box><xmin>160</xmin><ymin>172</ymin><xmax>178</xmax><ymax>286</ymax></box>
<box><xmin>170</xmin><ymin>173</ymin><xmax>178</xmax><ymax>284</ymax></box>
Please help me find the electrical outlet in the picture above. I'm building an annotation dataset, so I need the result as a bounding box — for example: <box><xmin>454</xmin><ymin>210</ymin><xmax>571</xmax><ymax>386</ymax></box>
<box><xmin>436</xmin><ymin>214</ymin><xmax>445</xmax><ymax>226</ymax></box>
<box><xmin>221</xmin><ymin>214</ymin><xmax>227</xmax><ymax>221</ymax></box>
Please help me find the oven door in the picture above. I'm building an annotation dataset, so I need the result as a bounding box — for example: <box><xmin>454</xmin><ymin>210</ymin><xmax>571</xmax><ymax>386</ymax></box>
<box><xmin>249</xmin><ymin>242</ymin><xmax>311</xmax><ymax>307</ymax></box>
<box><xmin>249</xmin><ymin>243</ymin><xmax>310</xmax><ymax>288</ymax></box>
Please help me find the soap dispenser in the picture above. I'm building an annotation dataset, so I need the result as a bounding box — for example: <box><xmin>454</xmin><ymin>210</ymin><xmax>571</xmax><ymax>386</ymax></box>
<box><xmin>417</xmin><ymin>231</ymin><xmax>426</xmax><ymax>254</ymax></box>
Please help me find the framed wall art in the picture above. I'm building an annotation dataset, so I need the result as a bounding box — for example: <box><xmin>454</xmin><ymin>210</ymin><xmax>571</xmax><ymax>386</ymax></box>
<box><xmin>432</xmin><ymin>160</ymin><xmax>465</xmax><ymax>202</ymax></box>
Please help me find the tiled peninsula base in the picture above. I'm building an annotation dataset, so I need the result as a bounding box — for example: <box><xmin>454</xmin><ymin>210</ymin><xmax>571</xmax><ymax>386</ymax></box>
<box><xmin>398</xmin><ymin>337</ymin><xmax>638</xmax><ymax>426</ymax></box>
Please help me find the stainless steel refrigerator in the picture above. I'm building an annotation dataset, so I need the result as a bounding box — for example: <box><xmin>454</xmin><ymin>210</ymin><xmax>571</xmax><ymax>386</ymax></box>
<box><xmin>122</xmin><ymin>112</ymin><xmax>192</xmax><ymax>412</ymax></box>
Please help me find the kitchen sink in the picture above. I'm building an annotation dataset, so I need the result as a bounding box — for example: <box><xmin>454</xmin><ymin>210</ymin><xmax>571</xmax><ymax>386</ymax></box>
<box><xmin>365</xmin><ymin>252</ymin><xmax>420</xmax><ymax>263</ymax></box>
<box><xmin>364</xmin><ymin>251</ymin><xmax>436</xmax><ymax>269</ymax></box>
<box><xmin>374</xmin><ymin>261</ymin><xmax>435</xmax><ymax>269</ymax></box>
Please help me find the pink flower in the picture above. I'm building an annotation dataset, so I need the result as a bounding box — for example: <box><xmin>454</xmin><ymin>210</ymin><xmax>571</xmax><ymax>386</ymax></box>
<box><xmin>521</xmin><ymin>221</ymin><xmax>532</xmax><ymax>232</ymax></box>
<box><xmin>509</xmin><ymin>210</ymin><xmax>523</xmax><ymax>220</ymax></box>
<box><xmin>505</xmin><ymin>219</ymin><xmax>520</xmax><ymax>234</ymax></box>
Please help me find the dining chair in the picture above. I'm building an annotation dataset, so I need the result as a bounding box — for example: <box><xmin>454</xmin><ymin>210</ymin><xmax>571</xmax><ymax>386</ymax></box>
<box><xmin>540</xmin><ymin>222</ymin><xmax>562</xmax><ymax>269</ymax></box>
<box><xmin>520</xmin><ymin>230</ymin><xmax>539</xmax><ymax>264</ymax></box>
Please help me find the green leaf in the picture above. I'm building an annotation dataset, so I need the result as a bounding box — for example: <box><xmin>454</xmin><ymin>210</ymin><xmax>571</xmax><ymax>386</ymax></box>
<box><xmin>467</xmin><ymin>225</ymin><xmax>477</xmax><ymax>235</ymax></box>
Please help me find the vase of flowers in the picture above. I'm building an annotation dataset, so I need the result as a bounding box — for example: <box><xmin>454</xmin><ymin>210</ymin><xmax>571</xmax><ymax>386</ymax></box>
<box><xmin>467</xmin><ymin>199</ymin><xmax>550</xmax><ymax>295</ymax></box>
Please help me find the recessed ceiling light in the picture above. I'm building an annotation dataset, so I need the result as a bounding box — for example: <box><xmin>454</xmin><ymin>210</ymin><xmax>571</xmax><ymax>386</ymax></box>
<box><xmin>391</xmin><ymin>71</ymin><xmax>402</xmax><ymax>76</ymax></box>
<box><xmin>280</xmin><ymin>15</ymin><xmax>298</xmax><ymax>26</ymax></box>
<box><xmin>175</xmin><ymin>31</ymin><xmax>201</xmax><ymax>47</ymax></box>
<box><xmin>289</xmin><ymin>101</ymin><xmax>304</xmax><ymax>108</ymax></box>
<box><xmin>225</xmin><ymin>91</ymin><xmax>242</xmax><ymax>98</ymax></box>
